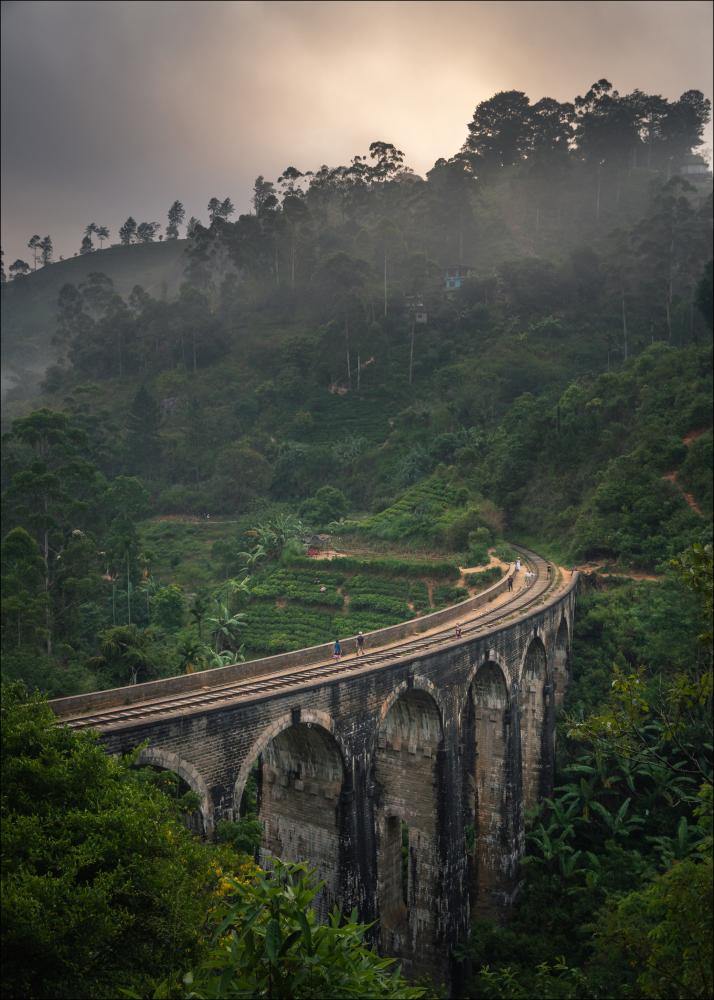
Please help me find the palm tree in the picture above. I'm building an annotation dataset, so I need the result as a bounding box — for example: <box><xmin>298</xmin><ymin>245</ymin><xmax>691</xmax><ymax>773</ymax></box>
<box><xmin>177</xmin><ymin>637</ymin><xmax>208</xmax><ymax>674</ymax></box>
<box><xmin>216</xmin><ymin>575</ymin><xmax>252</xmax><ymax>611</ymax></box>
<box><xmin>27</xmin><ymin>235</ymin><xmax>41</xmax><ymax>270</ymax></box>
<box><xmin>95</xmin><ymin>225</ymin><xmax>110</xmax><ymax>249</ymax></box>
<box><xmin>206</xmin><ymin>647</ymin><xmax>244</xmax><ymax>667</ymax></box>
<box><xmin>207</xmin><ymin>603</ymin><xmax>246</xmax><ymax>653</ymax></box>
<box><xmin>238</xmin><ymin>545</ymin><xmax>266</xmax><ymax>572</ymax></box>
<box><xmin>91</xmin><ymin>624</ymin><xmax>154</xmax><ymax>685</ymax></box>
<box><xmin>189</xmin><ymin>592</ymin><xmax>210</xmax><ymax>639</ymax></box>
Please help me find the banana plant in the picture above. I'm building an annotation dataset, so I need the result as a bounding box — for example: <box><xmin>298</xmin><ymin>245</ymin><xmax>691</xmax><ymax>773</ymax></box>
<box><xmin>590</xmin><ymin>797</ymin><xmax>645</xmax><ymax>839</ymax></box>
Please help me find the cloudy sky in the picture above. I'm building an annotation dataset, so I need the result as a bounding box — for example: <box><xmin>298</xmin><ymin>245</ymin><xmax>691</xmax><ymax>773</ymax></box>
<box><xmin>1</xmin><ymin>0</ymin><xmax>712</xmax><ymax>265</ymax></box>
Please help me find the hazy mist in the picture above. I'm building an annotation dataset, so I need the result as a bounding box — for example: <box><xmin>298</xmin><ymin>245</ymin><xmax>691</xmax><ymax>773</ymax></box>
<box><xmin>2</xmin><ymin>0</ymin><xmax>712</xmax><ymax>264</ymax></box>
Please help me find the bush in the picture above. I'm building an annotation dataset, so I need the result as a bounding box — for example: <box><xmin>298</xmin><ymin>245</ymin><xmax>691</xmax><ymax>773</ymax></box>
<box><xmin>135</xmin><ymin>860</ymin><xmax>428</xmax><ymax>999</ymax></box>
<box><xmin>463</xmin><ymin>566</ymin><xmax>503</xmax><ymax>591</ymax></box>
<box><xmin>299</xmin><ymin>486</ymin><xmax>348</xmax><ymax>527</ymax></box>
<box><xmin>466</xmin><ymin>543</ymin><xmax>491</xmax><ymax>566</ymax></box>
<box><xmin>0</xmin><ymin>682</ymin><xmax>230</xmax><ymax>1000</ymax></box>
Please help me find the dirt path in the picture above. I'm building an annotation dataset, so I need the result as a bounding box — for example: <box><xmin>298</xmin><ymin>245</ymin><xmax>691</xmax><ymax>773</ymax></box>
<box><xmin>661</xmin><ymin>428</ymin><xmax>709</xmax><ymax>518</ymax></box>
<box><xmin>576</xmin><ymin>562</ymin><xmax>662</xmax><ymax>582</ymax></box>
<box><xmin>151</xmin><ymin>514</ymin><xmax>241</xmax><ymax>524</ymax></box>
<box><xmin>662</xmin><ymin>472</ymin><xmax>703</xmax><ymax>516</ymax></box>
<box><xmin>457</xmin><ymin>552</ymin><xmax>511</xmax><ymax>591</ymax></box>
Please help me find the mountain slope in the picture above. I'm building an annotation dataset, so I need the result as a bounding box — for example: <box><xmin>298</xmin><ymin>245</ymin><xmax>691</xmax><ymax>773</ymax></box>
<box><xmin>1</xmin><ymin>239</ymin><xmax>188</xmax><ymax>396</ymax></box>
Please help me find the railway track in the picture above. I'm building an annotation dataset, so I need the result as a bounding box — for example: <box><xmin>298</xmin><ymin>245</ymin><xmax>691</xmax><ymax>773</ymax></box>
<box><xmin>61</xmin><ymin>547</ymin><xmax>558</xmax><ymax>732</ymax></box>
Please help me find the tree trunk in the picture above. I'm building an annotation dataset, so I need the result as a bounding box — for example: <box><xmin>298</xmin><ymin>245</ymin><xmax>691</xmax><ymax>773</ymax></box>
<box><xmin>408</xmin><ymin>321</ymin><xmax>415</xmax><ymax>384</ymax></box>
<box><xmin>126</xmin><ymin>550</ymin><xmax>132</xmax><ymax>626</ymax></box>
<box><xmin>43</xmin><ymin>508</ymin><xmax>52</xmax><ymax>657</ymax></box>
<box><xmin>383</xmin><ymin>250</ymin><xmax>387</xmax><ymax>318</ymax></box>
<box><xmin>621</xmin><ymin>287</ymin><xmax>629</xmax><ymax>362</ymax></box>
<box><xmin>665</xmin><ymin>236</ymin><xmax>674</xmax><ymax>341</ymax></box>
<box><xmin>345</xmin><ymin>321</ymin><xmax>351</xmax><ymax>387</ymax></box>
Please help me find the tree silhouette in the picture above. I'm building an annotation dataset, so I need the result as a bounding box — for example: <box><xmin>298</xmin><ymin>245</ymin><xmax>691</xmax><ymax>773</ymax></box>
<box><xmin>9</xmin><ymin>259</ymin><xmax>30</xmax><ymax>279</ymax></box>
<box><xmin>27</xmin><ymin>235</ymin><xmax>41</xmax><ymax>270</ymax></box>
<box><xmin>166</xmin><ymin>200</ymin><xmax>185</xmax><ymax>239</ymax></box>
<box><xmin>119</xmin><ymin>217</ymin><xmax>137</xmax><ymax>245</ymax></box>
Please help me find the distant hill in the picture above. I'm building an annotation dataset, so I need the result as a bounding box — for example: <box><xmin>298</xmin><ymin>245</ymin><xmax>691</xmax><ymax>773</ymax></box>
<box><xmin>1</xmin><ymin>239</ymin><xmax>188</xmax><ymax>397</ymax></box>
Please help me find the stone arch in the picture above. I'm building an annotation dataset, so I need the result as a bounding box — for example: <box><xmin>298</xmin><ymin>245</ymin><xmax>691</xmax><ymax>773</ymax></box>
<box><xmin>552</xmin><ymin>616</ymin><xmax>570</xmax><ymax>708</ymax></box>
<box><xmin>233</xmin><ymin>709</ymin><xmax>343</xmax><ymax>811</ymax></box>
<box><xmin>517</xmin><ymin>636</ymin><xmax>548</xmax><ymax>814</ymax></box>
<box><xmin>136</xmin><ymin>746</ymin><xmax>213</xmax><ymax>838</ymax></box>
<box><xmin>375</xmin><ymin>674</ymin><xmax>447</xmax><ymax>735</ymax></box>
<box><xmin>233</xmin><ymin>711</ymin><xmax>346</xmax><ymax>920</ymax></box>
<box><xmin>463</xmin><ymin>660</ymin><xmax>511</xmax><ymax>916</ymax></box>
<box><xmin>372</xmin><ymin>686</ymin><xmax>444</xmax><ymax>979</ymax></box>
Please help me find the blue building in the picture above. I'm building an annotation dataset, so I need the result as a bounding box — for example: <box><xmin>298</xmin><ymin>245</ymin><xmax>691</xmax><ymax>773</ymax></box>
<box><xmin>444</xmin><ymin>265</ymin><xmax>473</xmax><ymax>291</ymax></box>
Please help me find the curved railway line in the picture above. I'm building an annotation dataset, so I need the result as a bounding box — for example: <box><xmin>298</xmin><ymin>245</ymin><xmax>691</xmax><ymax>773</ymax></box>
<box><xmin>62</xmin><ymin>547</ymin><xmax>559</xmax><ymax>732</ymax></box>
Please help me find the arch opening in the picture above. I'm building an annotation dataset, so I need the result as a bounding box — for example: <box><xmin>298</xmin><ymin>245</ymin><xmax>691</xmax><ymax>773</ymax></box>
<box><xmin>134</xmin><ymin>747</ymin><xmax>212</xmax><ymax>838</ymax></box>
<box><xmin>466</xmin><ymin>661</ymin><xmax>510</xmax><ymax>916</ymax></box>
<box><xmin>519</xmin><ymin>637</ymin><xmax>548</xmax><ymax>815</ymax></box>
<box><xmin>242</xmin><ymin>722</ymin><xmax>346</xmax><ymax>920</ymax></box>
<box><xmin>373</xmin><ymin>688</ymin><xmax>444</xmax><ymax>976</ymax></box>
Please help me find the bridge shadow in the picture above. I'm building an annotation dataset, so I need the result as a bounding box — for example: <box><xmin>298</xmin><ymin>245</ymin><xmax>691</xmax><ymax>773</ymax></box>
<box><xmin>372</xmin><ymin>687</ymin><xmax>444</xmax><ymax>980</ymax></box>
<box><xmin>237</xmin><ymin>719</ymin><xmax>347</xmax><ymax>921</ymax></box>
<box><xmin>463</xmin><ymin>660</ymin><xmax>512</xmax><ymax>918</ymax></box>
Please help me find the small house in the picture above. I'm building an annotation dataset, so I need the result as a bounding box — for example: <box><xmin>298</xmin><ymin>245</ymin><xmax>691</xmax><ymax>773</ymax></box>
<box><xmin>305</xmin><ymin>534</ymin><xmax>331</xmax><ymax>557</ymax></box>
<box><xmin>444</xmin><ymin>265</ymin><xmax>474</xmax><ymax>291</ymax></box>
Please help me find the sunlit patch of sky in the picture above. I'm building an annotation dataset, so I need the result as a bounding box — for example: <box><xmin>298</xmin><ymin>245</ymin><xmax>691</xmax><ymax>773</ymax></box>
<box><xmin>1</xmin><ymin>0</ymin><xmax>711</xmax><ymax>264</ymax></box>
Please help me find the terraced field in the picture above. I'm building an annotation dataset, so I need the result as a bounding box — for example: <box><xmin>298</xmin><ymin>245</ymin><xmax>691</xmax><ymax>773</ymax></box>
<box><xmin>241</xmin><ymin>558</ymin><xmax>497</xmax><ymax>657</ymax></box>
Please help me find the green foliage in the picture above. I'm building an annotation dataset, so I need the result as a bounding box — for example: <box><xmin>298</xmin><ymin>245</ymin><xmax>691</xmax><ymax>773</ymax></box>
<box><xmin>0</xmin><ymin>682</ymin><xmax>228</xmax><ymax>1000</ymax></box>
<box><xmin>300</xmin><ymin>486</ymin><xmax>348</xmax><ymax>528</ymax></box>
<box><xmin>151</xmin><ymin>584</ymin><xmax>187</xmax><ymax>633</ymax></box>
<box><xmin>462</xmin><ymin>567</ymin><xmax>503</xmax><ymax>591</ymax></box>
<box><xmin>141</xmin><ymin>860</ymin><xmax>427</xmax><ymax>1000</ymax></box>
<box><xmin>216</xmin><ymin>818</ymin><xmax>263</xmax><ymax>858</ymax></box>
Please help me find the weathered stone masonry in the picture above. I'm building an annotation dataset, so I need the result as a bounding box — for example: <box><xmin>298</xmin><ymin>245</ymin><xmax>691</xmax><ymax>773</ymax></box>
<box><xmin>84</xmin><ymin>580</ymin><xmax>576</xmax><ymax>986</ymax></box>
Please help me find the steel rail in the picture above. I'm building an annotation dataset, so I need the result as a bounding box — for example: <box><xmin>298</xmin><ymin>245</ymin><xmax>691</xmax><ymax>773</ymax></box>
<box><xmin>62</xmin><ymin>547</ymin><xmax>559</xmax><ymax>732</ymax></box>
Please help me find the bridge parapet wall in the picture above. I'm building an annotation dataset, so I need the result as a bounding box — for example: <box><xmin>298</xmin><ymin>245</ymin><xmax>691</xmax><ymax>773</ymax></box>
<box><xmin>49</xmin><ymin>565</ymin><xmax>515</xmax><ymax>720</ymax></box>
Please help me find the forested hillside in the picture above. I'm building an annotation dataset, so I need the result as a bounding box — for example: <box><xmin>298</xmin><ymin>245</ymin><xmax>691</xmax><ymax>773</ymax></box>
<box><xmin>2</xmin><ymin>80</ymin><xmax>712</xmax><ymax>697</ymax></box>
<box><xmin>2</xmin><ymin>80</ymin><xmax>713</xmax><ymax>998</ymax></box>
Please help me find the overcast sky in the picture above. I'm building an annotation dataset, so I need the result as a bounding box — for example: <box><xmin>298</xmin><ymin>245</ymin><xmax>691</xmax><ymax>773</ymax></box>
<box><xmin>1</xmin><ymin>0</ymin><xmax>712</xmax><ymax>265</ymax></box>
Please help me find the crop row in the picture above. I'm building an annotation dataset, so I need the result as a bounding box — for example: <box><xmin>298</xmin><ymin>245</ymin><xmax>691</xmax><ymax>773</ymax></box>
<box><xmin>286</xmin><ymin>555</ymin><xmax>459</xmax><ymax>579</ymax></box>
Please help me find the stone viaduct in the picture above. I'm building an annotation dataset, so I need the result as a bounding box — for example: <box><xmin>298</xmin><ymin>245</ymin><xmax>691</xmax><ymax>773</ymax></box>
<box><xmin>51</xmin><ymin>567</ymin><xmax>577</xmax><ymax>989</ymax></box>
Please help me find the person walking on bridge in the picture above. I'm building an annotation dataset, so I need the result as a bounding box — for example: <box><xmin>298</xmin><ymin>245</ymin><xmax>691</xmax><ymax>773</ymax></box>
<box><xmin>333</xmin><ymin>639</ymin><xmax>342</xmax><ymax>661</ymax></box>
<box><xmin>356</xmin><ymin>631</ymin><xmax>365</xmax><ymax>656</ymax></box>
<box><xmin>508</xmin><ymin>575</ymin><xmax>514</xmax><ymax>592</ymax></box>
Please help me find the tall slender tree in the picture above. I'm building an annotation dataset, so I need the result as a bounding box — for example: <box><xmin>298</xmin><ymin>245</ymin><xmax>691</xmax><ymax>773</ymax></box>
<box><xmin>27</xmin><ymin>235</ymin><xmax>41</xmax><ymax>270</ymax></box>
<box><xmin>119</xmin><ymin>217</ymin><xmax>137</xmax><ymax>245</ymax></box>
<box><xmin>39</xmin><ymin>236</ymin><xmax>53</xmax><ymax>266</ymax></box>
<box><xmin>166</xmin><ymin>200</ymin><xmax>185</xmax><ymax>239</ymax></box>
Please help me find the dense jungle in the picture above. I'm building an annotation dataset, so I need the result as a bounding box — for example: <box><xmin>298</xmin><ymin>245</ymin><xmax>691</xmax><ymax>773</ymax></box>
<box><xmin>2</xmin><ymin>80</ymin><xmax>712</xmax><ymax>998</ymax></box>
